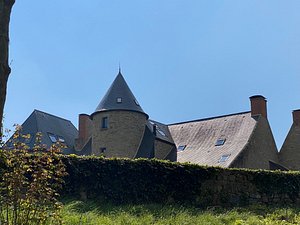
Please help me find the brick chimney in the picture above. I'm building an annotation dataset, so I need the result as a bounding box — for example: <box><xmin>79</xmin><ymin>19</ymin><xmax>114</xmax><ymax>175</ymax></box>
<box><xmin>75</xmin><ymin>114</ymin><xmax>93</xmax><ymax>150</ymax></box>
<box><xmin>250</xmin><ymin>95</ymin><xmax>267</xmax><ymax>119</ymax></box>
<box><xmin>293</xmin><ymin>110</ymin><xmax>300</xmax><ymax>126</ymax></box>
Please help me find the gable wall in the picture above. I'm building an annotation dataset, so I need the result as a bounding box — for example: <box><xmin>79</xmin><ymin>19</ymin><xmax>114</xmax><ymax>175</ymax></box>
<box><xmin>279</xmin><ymin>124</ymin><xmax>300</xmax><ymax>170</ymax></box>
<box><xmin>231</xmin><ymin>116</ymin><xmax>279</xmax><ymax>169</ymax></box>
<box><xmin>154</xmin><ymin>139</ymin><xmax>175</xmax><ymax>160</ymax></box>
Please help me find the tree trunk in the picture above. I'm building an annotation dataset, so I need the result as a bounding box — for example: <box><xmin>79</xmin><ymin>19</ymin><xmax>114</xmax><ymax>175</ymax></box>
<box><xmin>0</xmin><ymin>0</ymin><xmax>15</xmax><ymax>138</ymax></box>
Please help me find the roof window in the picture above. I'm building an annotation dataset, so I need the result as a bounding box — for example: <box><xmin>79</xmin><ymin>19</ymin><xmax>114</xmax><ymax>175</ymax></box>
<box><xmin>48</xmin><ymin>133</ymin><xmax>57</xmax><ymax>143</ymax></box>
<box><xmin>116</xmin><ymin>97</ymin><xmax>122</xmax><ymax>103</ymax></box>
<box><xmin>158</xmin><ymin>129</ymin><xmax>166</xmax><ymax>137</ymax></box>
<box><xmin>58</xmin><ymin>136</ymin><xmax>65</xmax><ymax>143</ymax></box>
<box><xmin>219</xmin><ymin>154</ymin><xmax>231</xmax><ymax>163</ymax></box>
<box><xmin>149</xmin><ymin>121</ymin><xmax>155</xmax><ymax>125</ymax></box>
<box><xmin>215</xmin><ymin>138</ymin><xmax>226</xmax><ymax>146</ymax></box>
<box><xmin>178</xmin><ymin>145</ymin><xmax>187</xmax><ymax>151</ymax></box>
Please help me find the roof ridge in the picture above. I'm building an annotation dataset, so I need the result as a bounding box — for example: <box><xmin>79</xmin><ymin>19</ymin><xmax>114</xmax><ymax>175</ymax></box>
<box><xmin>33</xmin><ymin>109</ymin><xmax>72</xmax><ymax>123</ymax></box>
<box><xmin>168</xmin><ymin>111</ymin><xmax>251</xmax><ymax>126</ymax></box>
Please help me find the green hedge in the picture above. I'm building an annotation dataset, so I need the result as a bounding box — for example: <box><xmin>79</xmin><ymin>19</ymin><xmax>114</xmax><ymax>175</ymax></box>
<box><xmin>61</xmin><ymin>156</ymin><xmax>218</xmax><ymax>204</ymax></box>
<box><xmin>61</xmin><ymin>155</ymin><xmax>300</xmax><ymax>206</ymax></box>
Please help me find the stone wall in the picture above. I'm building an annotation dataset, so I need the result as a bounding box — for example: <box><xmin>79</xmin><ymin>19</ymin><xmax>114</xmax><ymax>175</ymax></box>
<box><xmin>231</xmin><ymin>116</ymin><xmax>279</xmax><ymax>169</ymax></box>
<box><xmin>279</xmin><ymin>124</ymin><xmax>300</xmax><ymax>170</ymax></box>
<box><xmin>91</xmin><ymin>111</ymin><xmax>147</xmax><ymax>158</ymax></box>
<box><xmin>154</xmin><ymin>139</ymin><xmax>174</xmax><ymax>160</ymax></box>
<box><xmin>199</xmin><ymin>169</ymin><xmax>299</xmax><ymax>206</ymax></box>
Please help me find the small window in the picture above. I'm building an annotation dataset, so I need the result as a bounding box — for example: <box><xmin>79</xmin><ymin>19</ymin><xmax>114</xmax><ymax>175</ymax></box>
<box><xmin>48</xmin><ymin>133</ymin><xmax>57</xmax><ymax>143</ymax></box>
<box><xmin>149</xmin><ymin>121</ymin><xmax>155</xmax><ymax>125</ymax></box>
<box><xmin>134</xmin><ymin>99</ymin><xmax>140</xmax><ymax>106</ymax></box>
<box><xmin>100</xmin><ymin>147</ymin><xmax>106</xmax><ymax>153</ymax></box>
<box><xmin>101</xmin><ymin>117</ymin><xmax>108</xmax><ymax>129</ymax></box>
<box><xmin>157</xmin><ymin>129</ymin><xmax>166</xmax><ymax>137</ymax></box>
<box><xmin>116</xmin><ymin>97</ymin><xmax>122</xmax><ymax>103</ymax></box>
<box><xmin>178</xmin><ymin>145</ymin><xmax>187</xmax><ymax>151</ymax></box>
<box><xmin>215</xmin><ymin>138</ymin><xmax>226</xmax><ymax>146</ymax></box>
<box><xmin>58</xmin><ymin>136</ymin><xmax>65</xmax><ymax>143</ymax></box>
<box><xmin>219</xmin><ymin>154</ymin><xmax>231</xmax><ymax>163</ymax></box>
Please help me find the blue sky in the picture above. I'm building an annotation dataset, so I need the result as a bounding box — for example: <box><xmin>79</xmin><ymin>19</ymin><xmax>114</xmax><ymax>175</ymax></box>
<box><xmin>4</xmin><ymin>1</ymin><xmax>300</xmax><ymax>149</ymax></box>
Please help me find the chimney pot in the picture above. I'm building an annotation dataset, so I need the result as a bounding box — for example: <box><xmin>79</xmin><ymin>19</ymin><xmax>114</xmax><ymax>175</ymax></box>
<box><xmin>293</xmin><ymin>109</ymin><xmax>300</xmax><ymax>125</ymax></box>
<box><xmin>249</xmin><ymin>95</ymin><xmax>268</xmax><ymax>119</ymax></box>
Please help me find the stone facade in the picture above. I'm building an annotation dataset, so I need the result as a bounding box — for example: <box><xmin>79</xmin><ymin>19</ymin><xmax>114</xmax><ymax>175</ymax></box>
<box><xmin>91</xmin><ymin>110</ymin><xmax>147</xmax><ymax>158</ymax></box>
<box><xmin>279</xmin><ymin>110</ymin><xmax>300</xmax><ymax>170</ymax></box>
<box><xmin>154</xmin><ymin>140</ymin><xmax>174</xmax><ymax>159</ymax></box>
<box><xmin>231</xmin><ymin>116</ymin><xmax>279</xmax><ymax>169</ymax></box>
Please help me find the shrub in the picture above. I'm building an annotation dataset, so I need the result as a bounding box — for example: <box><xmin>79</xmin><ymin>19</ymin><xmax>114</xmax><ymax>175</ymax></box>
<box><xmin>0</xmin><ymin>126</ymin><xmax>67</xmax><ymax>225</ymax></box>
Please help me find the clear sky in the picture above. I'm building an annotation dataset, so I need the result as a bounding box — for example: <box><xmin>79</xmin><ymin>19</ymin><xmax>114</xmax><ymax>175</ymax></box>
<box><xmin>4</xmin><ymin>1</ymin><xmax>300</xmax><ymax>149</ymax></box>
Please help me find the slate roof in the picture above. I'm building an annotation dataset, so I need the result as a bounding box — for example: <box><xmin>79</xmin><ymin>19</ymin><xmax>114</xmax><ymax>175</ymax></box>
<box><xmin>76</xmin><ymin>138</ymin><xmax>92</xmax><ymax>156</ymax></box>
<box><xmin>135</xmin><ymin>125</ymin><xmax>155</xmax><ymax>158</ymax></box>
<box><xmin>147</xmin><ymin>120</ymin><xmax>175</xmax><ymax>144</ymax></box>
<box><xmin>93</xmin><ymin>72</ymin><xmax>147</xmax><ymax>117</ymax></box>
<box><xmin>7</xmin><ymin>110</ymin><xmax>78</xmax><ymax>154</ymax></box>
<box><xmin>168</xmin><ymin>111</ymin><xmax>257</xmax><ymax>167</ymax></box>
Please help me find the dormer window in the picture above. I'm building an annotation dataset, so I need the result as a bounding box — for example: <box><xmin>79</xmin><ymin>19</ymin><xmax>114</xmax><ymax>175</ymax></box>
<box><xmin>101</xmin><ymin>117</ymin><xmax>108</xmax><ymax>129</ymax></box>
<box><xmin>116</xmin><ymin>97</ymin><xmax>122</xmax><ymax>103</ymax></box>
<box><xmin>215</xmin><ymin>138</ymin><xmax>226</xmax><ymax>146</ymax></box>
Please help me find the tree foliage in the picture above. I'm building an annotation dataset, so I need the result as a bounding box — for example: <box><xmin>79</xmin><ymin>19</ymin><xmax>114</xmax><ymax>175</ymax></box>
<box><xmin>0</xmin><ymin>126</ymin><xmax>67</xmax><ymax>225</ymax></box>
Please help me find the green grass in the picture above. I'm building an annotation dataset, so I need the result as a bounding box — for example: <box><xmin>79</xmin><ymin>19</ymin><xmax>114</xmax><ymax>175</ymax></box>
<box><xmin>61</xmin><ymin>200</ymin><xmax>300</xmax><ymax>225</ymax></box>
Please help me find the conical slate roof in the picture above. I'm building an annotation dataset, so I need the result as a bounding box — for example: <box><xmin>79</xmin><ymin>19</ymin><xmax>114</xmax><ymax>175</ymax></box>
<box><xmin>94</xmin><ymin>72</ymin><xmax>147</xmax><ymax>116</ymax></box>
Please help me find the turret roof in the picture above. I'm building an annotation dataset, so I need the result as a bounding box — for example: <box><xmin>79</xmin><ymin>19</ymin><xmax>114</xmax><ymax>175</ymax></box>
<box><xmin>94</xmin><ymin>72</ymin><xmax>147</xmax><ymax>116</ymax></box>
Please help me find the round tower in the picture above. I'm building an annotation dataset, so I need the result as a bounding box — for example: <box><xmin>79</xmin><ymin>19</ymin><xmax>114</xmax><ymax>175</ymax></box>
<box><xmin>90</xmin><ymin>72</ymin><xmax>148</xmax><ymax>158</ymax></box>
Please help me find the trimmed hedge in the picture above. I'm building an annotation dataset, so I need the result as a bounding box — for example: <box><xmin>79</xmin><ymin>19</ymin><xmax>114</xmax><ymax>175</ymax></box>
<box><xmin>61</xmin><ymin>155</ymin><xmax>300</xmax><ymax>206</ymax></box>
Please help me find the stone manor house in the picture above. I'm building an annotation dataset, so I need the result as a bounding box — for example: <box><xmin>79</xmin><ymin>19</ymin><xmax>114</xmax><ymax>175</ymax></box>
<box><xmin>10</xmin><ymin>72</ymin><xmax>300</xmax><ymax>170</ymax></box>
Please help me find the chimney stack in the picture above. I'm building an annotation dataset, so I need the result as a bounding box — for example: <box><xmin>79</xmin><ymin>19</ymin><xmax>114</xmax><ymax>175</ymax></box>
<box><xmin>293</xmin><ymin>110</ymin><xmax>300</xmax><ymax>126</ymax></box>
<box><xmin>250</xmin><ymin>95</ymin><xmax>267</xmax><ymax>119</ymax></box>
<box><xmin>78</xmin><ymin>114</ymin><xmax>92</xmax><ymax>141</ymax></box>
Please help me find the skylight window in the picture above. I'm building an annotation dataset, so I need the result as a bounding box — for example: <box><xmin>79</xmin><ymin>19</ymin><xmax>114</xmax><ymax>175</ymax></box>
<box><xmin>58</xmin><ymin>136</ymin><xmax>65</xmax><ymax>143</ymax></box>
<box><xmin>158</xmin><ymin>129</ymin><xmax>166</xmax><ymax>137</ymax></box>
<box><xmin>116</xmin><ymin>97</ymin><xmax>122</xmax><ymax>103</ymax></box>
<box><xmin>219</xmin><ymin>154</ymin><xmax>231</xmax><ymax>163</ymax></box>
<box><xmin>48</xmin><ymin>133</ymin><xmax>57</xmax><ymax>143</ymax></box>
<box><xmin>215</xmin><ymin>138</ymin><xmax>226</xmax><ymax>146</ymax></box>
<box><xmin>178</xmin><ymin>145</ymin><xmax>187</xmax><ymax>151</ymax></box>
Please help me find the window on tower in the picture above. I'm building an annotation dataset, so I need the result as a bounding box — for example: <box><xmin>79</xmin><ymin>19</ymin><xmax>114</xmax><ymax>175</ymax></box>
<box><xmin>101</xmin><ymin>117</ymin><xmax>108</xmax><ymax>129</ymax></box>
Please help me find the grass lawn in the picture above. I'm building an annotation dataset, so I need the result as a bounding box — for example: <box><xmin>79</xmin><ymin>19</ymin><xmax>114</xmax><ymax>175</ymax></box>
<box><xmin>61</xmin><ymin>200</ymin><xmax>300</xmax><ymax>225</ymax></box>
